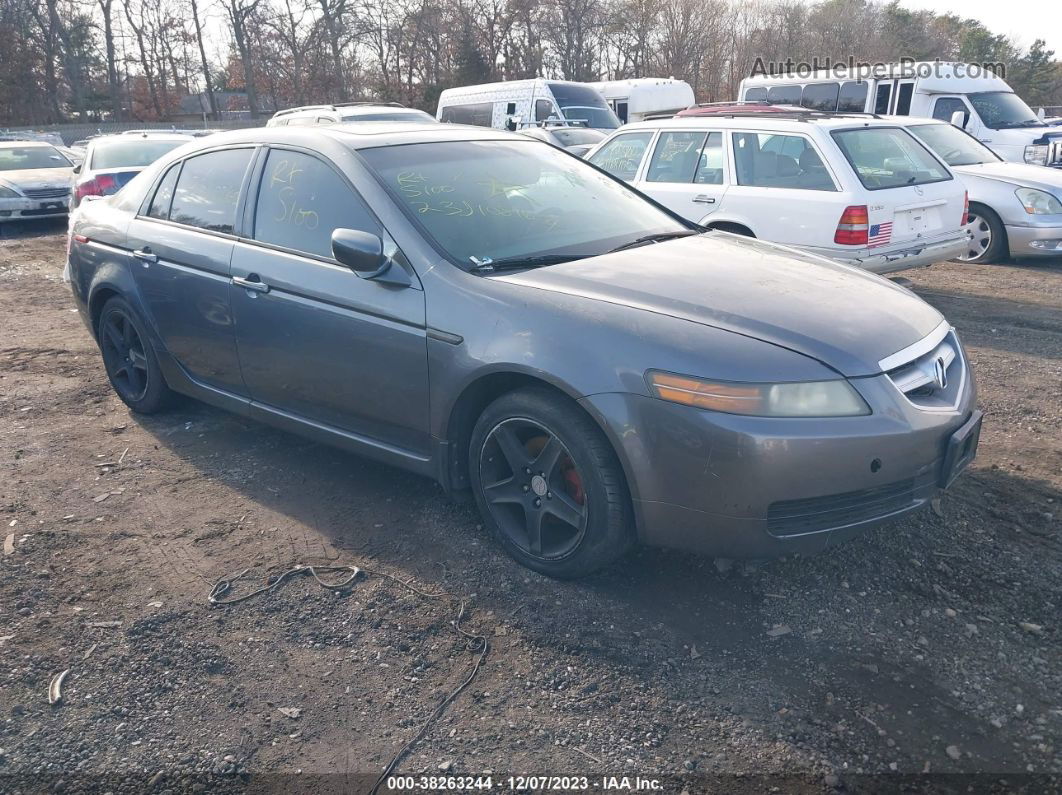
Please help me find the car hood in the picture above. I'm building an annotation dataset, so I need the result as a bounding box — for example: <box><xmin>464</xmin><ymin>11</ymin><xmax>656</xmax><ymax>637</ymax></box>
<box><xmin>954</xmin><ymin>161</ymin><xmax>1062</xmax><ymax>194</ymax></box>
<box><xmin>0</xmin><ymin>167</ymin><xmax>73</xmax><ymax>192</ymax></box>
<box><xmin>495</xmin><ymin>233</ymin><xmax>944</xmax><ymax>378</ymax></box>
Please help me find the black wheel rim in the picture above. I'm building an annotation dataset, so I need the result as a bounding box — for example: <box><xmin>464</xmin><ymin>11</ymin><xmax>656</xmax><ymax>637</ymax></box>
<box><xmin>100</xmin><ymin>310</ymin><xmax>150</xmax><ymax>402</ymax></box>
<box><xmin>478</xmin><ymin>418</ymin><xmax>588</xmax><ymax>561</ymax></box>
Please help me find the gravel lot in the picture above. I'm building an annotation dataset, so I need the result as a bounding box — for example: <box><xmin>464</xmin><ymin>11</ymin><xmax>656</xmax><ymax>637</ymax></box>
<box><xmin>1</xmin><ymin>221</ymin><xmax>1059</xmax><ymax>793</ymax></box>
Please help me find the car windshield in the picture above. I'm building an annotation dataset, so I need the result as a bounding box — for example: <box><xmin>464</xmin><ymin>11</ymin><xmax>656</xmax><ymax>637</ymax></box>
<box><xmin>0</xmin><ymin>146</ymin><xmax>70</xmax><ymax>171</ymax></box>
<box><xmin>548</xmin><ymin>83</ymin><xmax>621</xmax><ymax>129</ymax></box>
<box><xmin>907</xmin><ymin>123</ymin><xmax>999</xmax><ymax>166</ymax></box>
<box><xmin>968</xmin><ymin>91</ymin><xmax>1042</xmax><ymax>130</ymax></box>
<box><xmin>341</xmin><ymin>109</ymin><xmax>437</xmax><ymax>123</ymax></box>
<box><xmin>90</xmin><ymin>139</ymin><xmax>187</xmax><ymax>170</ymax></box>
<box><xmin>551</xmin><ymin>128</ymin><xmax>606</xmax><ymax>147</ymax></box>
<box><xmin>831</xmin><ymin>127</ymin><xmax>950</xmax><ymax>190</ymax></box>
<box><xmin>361</xmin><ymin>139</ymin><xmax>686</xmax><ymax>268</ymax></box>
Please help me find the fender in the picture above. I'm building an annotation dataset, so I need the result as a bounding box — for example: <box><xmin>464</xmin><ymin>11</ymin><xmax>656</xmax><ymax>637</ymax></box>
<box><xmin>700</xmin><ymin>215</ymin><xmax>758</xmax><ymax>236</ymax></box>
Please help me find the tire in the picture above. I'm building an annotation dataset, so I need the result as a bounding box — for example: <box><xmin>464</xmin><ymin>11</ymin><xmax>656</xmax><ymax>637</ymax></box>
<box><xmin>469</xmin><ymin>387</ymin><xmax>634</xmax><ymax>578</ymax></box>
<box><xmin>97</xmin><ymin>296</ymin><xmax>175</xmax><ymax>414</ymax></box>
<box><xmin>956</xmin><ymin>204</ymin><xmax>1007</xmax><ymax>264</ymax></box>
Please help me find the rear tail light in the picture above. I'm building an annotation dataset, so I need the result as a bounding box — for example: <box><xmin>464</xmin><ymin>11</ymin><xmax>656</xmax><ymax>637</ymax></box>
<box><xmin>962</xmin><ymin>191</ymin><xmax>969</xmax><ymax>225</ymax></box>
<box><xmin>74</xmin><ymin>174</ymin><xmax>118</xmax><ymax>203</ymax></box>
<box><xmin>834</xmin><ymin>205</ymin><xmax>869</xmax><ymax>246</ymax></box>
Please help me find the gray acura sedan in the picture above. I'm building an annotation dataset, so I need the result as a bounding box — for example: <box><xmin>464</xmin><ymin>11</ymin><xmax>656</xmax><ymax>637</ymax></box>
<box><xmin>66</xmin><ymin>124</ymin><xmax>981</xmax><ymax>577</ymax></box>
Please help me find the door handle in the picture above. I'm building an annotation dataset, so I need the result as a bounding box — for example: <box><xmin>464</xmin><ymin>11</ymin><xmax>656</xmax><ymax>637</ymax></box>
<box><xmin>232</xmin><ymin>274</ymin><xmax>270</xmax><ymax>293</ymax></box>
<box><xmin>132</xmin><ymin>247</ymin><xmax>158</xmax><ymax>264</ymax></box>
<box><xmin>693</xmin><ymin>195</ymin><xmax>716</xmax><ymax>204</ymax></box>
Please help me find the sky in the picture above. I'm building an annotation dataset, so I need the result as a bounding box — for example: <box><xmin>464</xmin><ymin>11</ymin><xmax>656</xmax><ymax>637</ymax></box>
<box><xmin>898</xmin><ymin>0</ymin><xmax>1062</xmax><ymax>56</ymax></box>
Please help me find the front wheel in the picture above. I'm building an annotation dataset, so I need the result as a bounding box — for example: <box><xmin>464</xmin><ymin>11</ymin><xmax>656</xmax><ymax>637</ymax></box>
<box><xmin>956</xmin><ymin>205</ymin><xmax>1007</xmax><ymax>264</ymax></box>
<box><xmin>98</xmin><ymin>296</ymin><xmax>175</xmax><ymax>414</ymax></box>
<box><xmin>469</xmin><ymin>388</ymin><xmax>634</xmax><ymax>578</ymax></box>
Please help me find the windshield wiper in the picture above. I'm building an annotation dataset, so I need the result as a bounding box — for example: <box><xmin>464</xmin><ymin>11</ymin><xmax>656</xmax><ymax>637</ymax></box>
<box><xmin>607</xmin><ymin>229</ymin><xmax>699</xmax><ymax>253</ymax></box>
<box><xmin>469</xmin><ymin>253</ymin><xmax>586</xmax><ymax>273</ymax></box>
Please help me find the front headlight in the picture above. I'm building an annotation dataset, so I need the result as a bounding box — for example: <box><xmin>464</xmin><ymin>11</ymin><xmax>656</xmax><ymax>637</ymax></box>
<box><xmin>0</xmin><ymin>185</ymin><xmax>20</xmax><ymax>199</ymax></box>
<box><xmin>646</xmin><ymin>371</ymin><xmax>871</xmax><ymax>417</ymax></box>
<box><xmin>1024</xmin><ymin>145</ymin><xmax>1048</xmax><ymax>166</ymax></box>
<box><xmin>1016</xmin><ymin>187</ymin><xmax>1062</xmax><ymax>215</ymax></box>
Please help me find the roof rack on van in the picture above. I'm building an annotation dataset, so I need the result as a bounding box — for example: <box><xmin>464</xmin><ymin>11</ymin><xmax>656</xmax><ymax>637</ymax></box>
<box><xmin>271</xmin><ymin>101</ymin><xmax>406</xmax><ymax>118</ymax></box>
<box><xmin>684</xmin><ymin>110</ymin><xmax>885</xmax><ymax>122</ymax></box>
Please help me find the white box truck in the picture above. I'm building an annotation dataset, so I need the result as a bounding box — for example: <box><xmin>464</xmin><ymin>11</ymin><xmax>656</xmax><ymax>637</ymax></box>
<box><xmin>588</xmin><ymin>78</ymin><xmax>696</xmax><ymax>123</ymax></box>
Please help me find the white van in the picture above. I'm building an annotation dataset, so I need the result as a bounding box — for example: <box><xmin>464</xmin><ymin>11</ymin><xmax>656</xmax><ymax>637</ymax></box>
<box><xmin>739</xmin><ymin>62</ymin><xmax>1062</xmax><ymax>168</ymax></box>
<box><xmin>436</xmin><ymin>79</ymin><xmax>621</xmax><ymax>132</ymax></box>
<box><xmin>589</xmin><ymin>78</ymin><xmax>695</xmax><ymax>124</ymax></box>
<box><xmin>585</xmin><ymin>113</ymin><xmax>969</xmax><ymax>274</ymax></box>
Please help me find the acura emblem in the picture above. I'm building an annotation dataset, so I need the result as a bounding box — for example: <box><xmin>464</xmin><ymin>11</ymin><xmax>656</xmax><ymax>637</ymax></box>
<box><xmin>933</xmin><ymin>357</ymin><xmax>948</xmax><ymax>390</ymax></box>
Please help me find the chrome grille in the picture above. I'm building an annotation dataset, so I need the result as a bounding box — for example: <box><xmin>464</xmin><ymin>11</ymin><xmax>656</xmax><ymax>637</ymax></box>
<box><xmin>884</xmin><ymin>329</ymin><xmax>966</xmax><ymax>411</ymax></box>
<box><xmin>23</xmin><ymin>187</ymin><xmax>70</xmax><ymax>200</ymax></box>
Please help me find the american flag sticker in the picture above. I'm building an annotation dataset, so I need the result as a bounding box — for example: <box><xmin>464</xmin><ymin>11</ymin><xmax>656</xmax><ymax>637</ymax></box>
<box><xmin>868</xmin><ymin>222</ymin><xmax>893</xmax><ymax>248</ymax></box>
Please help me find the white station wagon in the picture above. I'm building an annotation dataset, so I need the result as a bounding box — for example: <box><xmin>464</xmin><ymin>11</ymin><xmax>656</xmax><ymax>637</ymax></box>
<box><xmin>586</xmin><ymin>113</ymin><xmax>970</xmax><ymax>274</ymax></box>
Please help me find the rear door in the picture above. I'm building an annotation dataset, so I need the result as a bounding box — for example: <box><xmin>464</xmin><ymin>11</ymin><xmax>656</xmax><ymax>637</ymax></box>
<box><xmin>635</xmin><ymin>129</ymin><xmax>728</xmax><ymax>222</ymax></box>
<box><xmin>830</xmin><ymin>126</ymin><xmax>965</xmax><ymax>250</ymax></box>
<box><xmin>125</xmin><ymin>146</ymin><xmax>255</xmax><ymax>396</ymax></box>
<box><xmin>229</xmin><ymin>145</ymin><xmax>430</xmax><ymax>455</ymax></box>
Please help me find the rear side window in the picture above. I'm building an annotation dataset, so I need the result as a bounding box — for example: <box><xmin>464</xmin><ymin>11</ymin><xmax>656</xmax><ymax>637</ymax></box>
<box><xmin>732</xmin><ymin>133</ymin><xmax>835</xmax><ymax>191</ymax></box>
<box><xmin>253</xmin><ymin>149</ymin><xmax>378</xmax><ymax>260</ymax></box>
<box><xmin>743</xmin><ymin>87</ymin><xmax>767</xmax><ymax>102</ymax></box>
<box><xmin>588</xmin><ymin>132</ymin><xmax>654</xmax><ymax>180</ymax></box>
<box><xmin>874</xmin><ymin>84</ymin><xmax>891</xmax><ymax>115</ymax></box>
<box><xmin>440</xmin><ymin>102</ymin><xmax>493</xmax><ymax>126</ymax></box>
<box><xmin>767</xmin><ymin>85</ymin><xmax>801</xmax><ymax>105</ymax></box>
<box><xmin>801</xmin><ymin>83</ymin><xmax>839</xmax><ymax>112</ymax></box>
<box><xmin>169</xmin><ymin>148</ymin><xmax>252</xmax><ymax>234</ymax></box>
<box><xmin>646</xmin><ymin>132</ymin><xmax>706</xmax><ymax>183</ymax></box>
<box><xmin>146</xmin><ymin>163</ymin><xmax>180</xmax><ymax>219</ymax></box>
<box><xmin>831</xmin><ymin>127</ymin><xmax>949</xmax><ymax>190</ymax></box>
<box><xmin>895</xmin><ymin>83</ymin><xmax>914</xmax><ymax>115</ymax></box>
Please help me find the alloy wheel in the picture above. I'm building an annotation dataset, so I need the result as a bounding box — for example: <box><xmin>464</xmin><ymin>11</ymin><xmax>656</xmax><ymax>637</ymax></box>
<box><xmin>478</xmin><ymin>418</ymin><xmax>588</xmax><ymax>560</ymax></box>
<box><xmin>100</xmin><ymin>310</ymin><xmax>150</xmax><ymax>402</ymax></box>
<box><xmin>959</xmin><ymin>212</ymin><xmax>992</xmax><ymax>262</ymax></box>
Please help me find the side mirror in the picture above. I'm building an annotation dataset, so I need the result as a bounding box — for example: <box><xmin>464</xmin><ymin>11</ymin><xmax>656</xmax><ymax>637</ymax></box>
<box><xmin>949</xmin><ymin>110</ymin><xmax>966</xmax><ymax>129</ymax></box>
<box><xmin>331</xmin><ymin>228</ymin><xmax>411</xmax><ymax>286</ymax></box>
<box><xmin>72</xmin><ymin>163</ymin><xmax>82</xmax><ymax>175</ymax></box>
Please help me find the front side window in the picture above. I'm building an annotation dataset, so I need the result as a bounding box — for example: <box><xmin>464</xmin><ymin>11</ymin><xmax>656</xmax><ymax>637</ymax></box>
<box><xmin>932</xmin><ymin>98</ymin><xmax>971</xmax><ymax>127</ymax></box>
<box><xmin>362</xmin><ymin>139</ymin><xmax>686</xmax><ymax>266</ymax></box>
<box><xmin>588</xmin><ymin>132</ymin><xmax>654</xmax><ymax>180</ymax></box>
<box><xmin>535</xmin><ymin>99</ymin><xmax>556</xmax><ymax>122</ymax></box>
<box><xmin>766</xmin><ymin>85</ymin><xmax>801</xmax><ymax>106</ymax></box>
<box><xmin>90</xmin><ymin>139</ymin><xmax>187</xmax><ymax>170</ymax></box>
<box><xmin>967</xmin><ymin>91</ymin><xmax>1041</xmax><ymax>130</ymax></box>
<box><xmin>831</xmin><ymin>127</ymin><xmax>949</xmax><ymax>190</ymax></box>
<box><xmin>732</xmin><ymin>133</ymin><xmax>835</xmax><ymax>191</ymax></box>
<box><xmin>907</xmin><ymin>123</ymin><xmax>999</xmax><ymax>167</ymax></box>
<box><xmin>253</xmin><ymin>149</ymin><xmax>378</xmax><ymax>259</ymax></box>
<box><xmin>168</xmin><ymin>148</ymin><xmax>252</xmax><ymax>234</ymax></box>
<box><xmin>647</xmin><ymin>132</ymin><xmax>707</xmax><ymax>183</ymax></box>
<box><xmin>837</xmin><ymin>81</ymin><xmax>869</xmax><ymax>113</ymax></box>
<box><xmin>801</xmin><ymin>83</ymin><xmax>839</xmax><ymax>112</ymax></box>
<box><xmin>0</xmin><ymin>145</ymin><xmax>70</xmax><ymax>170</ymax></box>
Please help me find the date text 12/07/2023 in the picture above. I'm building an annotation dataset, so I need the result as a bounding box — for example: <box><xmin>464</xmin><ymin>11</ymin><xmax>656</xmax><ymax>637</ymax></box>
<box><xmin>384</xmin><ymin>775</ymin><xmax>664</xmax><ymax>791</ymax></box>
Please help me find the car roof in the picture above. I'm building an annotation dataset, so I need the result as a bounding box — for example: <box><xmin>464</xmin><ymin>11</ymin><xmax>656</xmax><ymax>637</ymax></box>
<box><xmin>179</xmin><ymin>123</ymin><xmax>520</xmax><ymax>152</ymax></box>
<box><xmin>0</xmin><ymin>140</ymin><xmax>57</xmax><ymax>149</ymax></box>
<box><xmin>91</xmin><ymin>133</ymin><xmax>193</xmax><ymax>143</ymax></box>
<box><xmin>618</xmin><ymin>113</ymin><xmax>907</xmax><ymax>132</ymax></box>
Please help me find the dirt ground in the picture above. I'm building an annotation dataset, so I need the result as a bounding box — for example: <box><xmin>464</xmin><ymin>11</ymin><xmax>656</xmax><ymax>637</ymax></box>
<box><xmin>1</xmin><ymin>220</ymin><xmax>1059</xmax><ymax>793</ymax></box>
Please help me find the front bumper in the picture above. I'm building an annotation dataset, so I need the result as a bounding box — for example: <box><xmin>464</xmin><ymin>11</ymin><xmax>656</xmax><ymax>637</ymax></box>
<box><xmin>0</xmin><ymin>195</ymin><xmax>70</xmax><ymax>221</ymax></box>
<box><xmin>581</xmin><ymin>370</ymin><xmax>978</xmax><ymax>558</ymax></box>
<box><xmin>1005</xmin><ymin>220</ymin><xmax>1062</xmax><ymax>258</ymax></box>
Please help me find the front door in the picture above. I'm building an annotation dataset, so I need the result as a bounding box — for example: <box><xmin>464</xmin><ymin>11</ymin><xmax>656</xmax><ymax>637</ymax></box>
<box><xmin>636</xmin><ymin>130</ymin><xmax>728</xmax><ymax>223</ymax></box>
<box><xmin>229</xmin><ymin>146</ymin><xmax>431</xmax><ymax>456</ymax></box>
<box><xmin>125</xmin><ymin>147</ymin><xmax>255</xmax><ymax>396</ymax></box>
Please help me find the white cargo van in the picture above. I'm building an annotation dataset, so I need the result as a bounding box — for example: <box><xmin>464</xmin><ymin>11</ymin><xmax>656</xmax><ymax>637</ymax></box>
<box><xmin>588</xmin><ymin>78</ymin><xmax>695</xmax><ymax>123</ymax></box>
<box><xmin>739</xmin><ymin>62</ymin><xmax>1062</xmax><ymax>168</ymax></box>
<box><xmin>436</xmin><ymin>79</ymin><xmax>621</xmax><ymax>132</ymax></box>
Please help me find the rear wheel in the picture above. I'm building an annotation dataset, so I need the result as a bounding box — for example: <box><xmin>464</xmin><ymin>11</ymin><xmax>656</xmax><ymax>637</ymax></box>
<box><xmin>956</xmin><ymin>204</ymin><xmax>1006</xmax><ymax>264</ymax></box>
<box><xmin>98</xmin><ymin>296</ymin><xmax>175</xmax><ymax>414</ymax></box>
<box><xmin>469</xmin><ymin>388</ymin><xmax>633</xmax><ymax>578</ymax></box>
